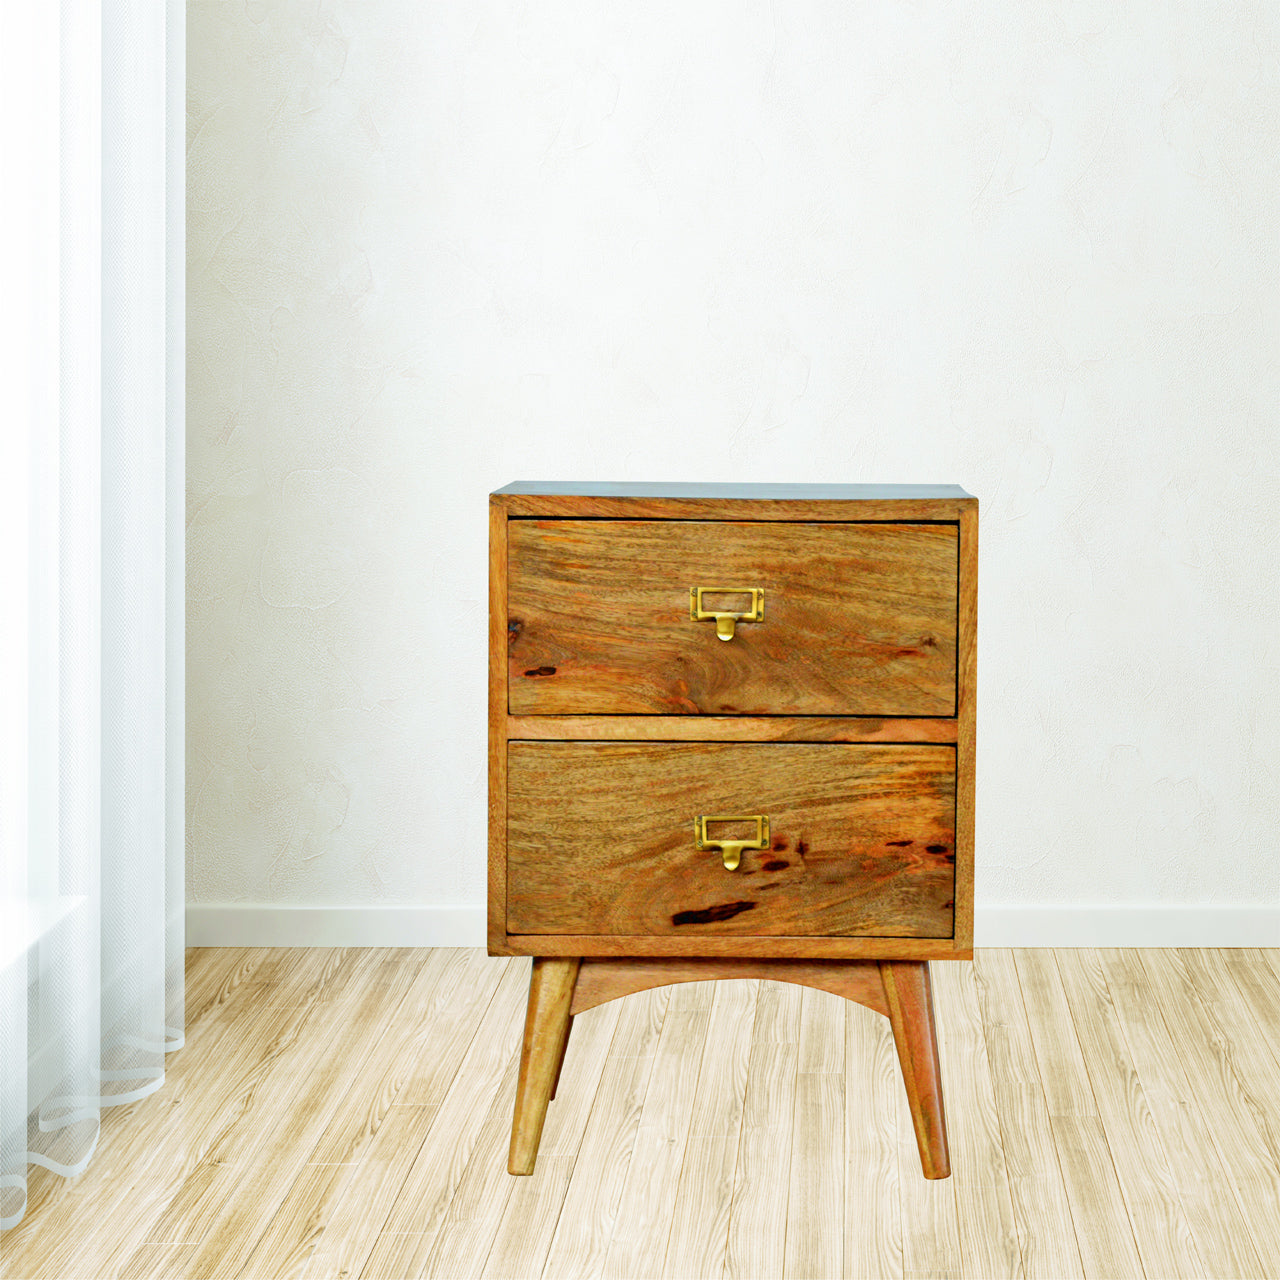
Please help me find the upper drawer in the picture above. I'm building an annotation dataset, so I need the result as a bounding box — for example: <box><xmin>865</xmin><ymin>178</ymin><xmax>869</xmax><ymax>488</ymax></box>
<box><xmin>506</xmin><ymin>520</ymin><xmax>958</xmax><ymax>716</ymax></box>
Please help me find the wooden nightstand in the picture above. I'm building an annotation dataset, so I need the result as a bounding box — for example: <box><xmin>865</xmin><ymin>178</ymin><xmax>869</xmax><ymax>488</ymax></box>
<box><xmin>489</xmin><ymin>482</ymin><xmax>976</xmax><ymax>1180</ymax></box>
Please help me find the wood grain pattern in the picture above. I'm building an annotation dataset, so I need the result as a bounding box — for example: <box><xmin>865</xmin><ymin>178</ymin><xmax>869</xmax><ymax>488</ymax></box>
<box><xmin>1131</xmin><ymin>950</ymin><xmax>1280</xmax><ymax>1275</ymax></box>
<box><xmin>601</xmin><ymin>1008</ymin><xmax>709</xmax><ymax>1278</ymax></box>
<box><xmin>178</xmin><ymin>952</ymin><xmax>428</xmax><ymax>1280</ymax></box>
<box><xmin>235</xmin><ymin>949</ymin><xmax>479</xmax><ymax>1278</ymax></box>
<box><xmin>953</xmin><ymin>505</ymin><xmax>977</xmax><ymax>951</ymax></box>
<box><xmin>1012</xmin><ymin>948</ymin><xmax>1097</xmax><ymax>1117</ymax></box>
<box><xmin>480</xmin><ymin>998</ymin><xmax>622</xmax><ymax>1280</ymax></box>
<box><xmin>845</xmin><ymin>1002</ymin><xmax>904</xmax><ymax>1280</ymax></box>
<box><xmin>416</xmin><ymin>1048</ymin><xmax>521</xmax><ymax>1279</ymax></box>
<box><xmin>508</xmin><ymin>714</ymin><xmax>960</xmax><ymax>742</ymax></box>
<box><xmin>489</xmin><ymin>487</ymin><xmax>975</xmax><ymax>972</ymax></box>
<box><xmin>495</xmin><ymin>491</ymin><xmax>976</xmax><ymax>522</ymax></box>
<box><xmin>1096</xmin><ymin>948</ymin><xmax>1270</xmax><ymax>1280</ymax></box>
<box><xmin>1012</xmin><ymin>950</ymin><xmax>1145</xmax><ymax>1280</ymax></box>
<box><xmin>929</xmin><ymin>961</ymin><xmax>1022</xmax><ymax>1278</ymax></box>
<box><xmin>2</xmin><ymin>985</ymin><xmax>284</xmax><ymax>1274</ymax></box>
<box><xmin>661</xmin><ymin>980</ymin><xmax>757</xmax><ymax>1280</ymax></box>
<box><xmin>4</xmin><ymin>950</ymin><xmax>367</xmax><ymax>1280</ymax></box>
<box><xmin>115</xmin><ymin>1242</ymin><xmax>196</xmax><ymax>1280</ymax></box>
<box><xmin>896</xmin><ymin>1094</ymin><xmax>962</xmax><ymax>1280</ymax></box>
<box><xmin>356</xmin><ymin>958</ymin><xmax>528</xmax><ymax>1262</ymax></box>
<box><xmin>489</xmin><ymin>495</ymin><xmax>510</xmax><ymax>954</ymax></box>
<box><xmin>881</xmin><ymin>962</ymin><xmax>950</xmax><ymax>1179</ymax></box>
<box><xmin>786</xmin><ymin>1072</ymin><xmax>845</xmax><ymax>1280</ymax></box>
<box><xmin>508</xmin><ymin>519</ymin><xmax>958</xmax><ymax>716</ymax></box>
<box><xmin>540</xmin><ymin>987</ymin><xmax>672</xmax><ymax>1280</ymax></box>
<box><xmin>506</xmin><ymin>934</ymin><xmax>973</xmax><ymax>961</ymax></box>
<box><xmin>969</xmin><ymin>950</ymin><xmax>1084</xmax><ymax>1280</ymax></box>
<box><xmin>798</xmin><ymin>984</ymin><xmax>847</xmax><ymax>1075</ymax></box>
<box><xmin>509</xmin><ymin>956</ymin><xmax>579</xmax><ymax>1175</ymax></box>
<box><xmin>570</xmin><ymin>957</ymin><xmax>888</xmax><ymax>1017</ymax></box>
<box><xmin>508</xmin><ymin>742</ymin><xmax>956</xmax><ymax>939</ymax></box>
<box><xmin>1052</xmin><ymin>949</ymin><xmax>1203</xmax><ymax>1279</ymax></box>
<box><xmin>1047</xmin><ymin>1115</ymin><xmax>1145</xmax><ymax>1280</ymax></box>
<box><xmin>791</xmin><ymin>990</ymin><xmax>847</xmax><ymax>1278</ymax></box>
<box><xmin>725</xmin><ymin>1039</ymin><xmax>798</xmax><ymax>1279</ymax></box>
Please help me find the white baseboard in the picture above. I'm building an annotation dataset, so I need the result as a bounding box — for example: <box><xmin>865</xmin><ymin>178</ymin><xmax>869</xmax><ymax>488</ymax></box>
<box><xmin>187</xmin><ymin>903</ymin><xmax>1279</xmax><ymax>949</ymax></box>
<box><xmin>185</xmin><ymin>904</ymin><xmax>487</xmax><ymax>948</ymax></box>
<box><xmin>975</xmin><ymin>905</ymin><xmax>1280</xmax><ymax>947</ymax></box>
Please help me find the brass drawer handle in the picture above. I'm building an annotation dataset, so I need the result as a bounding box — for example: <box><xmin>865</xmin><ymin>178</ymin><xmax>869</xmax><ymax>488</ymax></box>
<box><xmin>695</xmin><ymin>814</ymin><xmax>770</xmax><ymax>871</ymax></box>
<box><xmin>689</xmin><ymin>586</ymin><xmax>764</xmax><ymax>641</ymax></box>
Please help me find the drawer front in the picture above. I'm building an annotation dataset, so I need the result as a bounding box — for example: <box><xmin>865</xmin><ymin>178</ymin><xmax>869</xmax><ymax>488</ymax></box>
<box><xmin>507</xmin><ymin>742</ymin><xmax>956</xmax><ymax>938</ymax></box>
<box><xmin>506</xmin><ymin>520</ymin><xmax>957</xmax><ymax>716</ymax></box>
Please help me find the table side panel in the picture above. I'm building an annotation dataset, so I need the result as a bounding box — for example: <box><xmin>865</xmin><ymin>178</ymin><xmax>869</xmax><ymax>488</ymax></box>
<box><xmin>954</xmin><ymin>505</ymin><xmax>978</xmax><ymax>950</ymax></box>
<box><xmin>488</xmin><ymin>497</ymin><xmax>510</xmax><ymax>952</ymax></box>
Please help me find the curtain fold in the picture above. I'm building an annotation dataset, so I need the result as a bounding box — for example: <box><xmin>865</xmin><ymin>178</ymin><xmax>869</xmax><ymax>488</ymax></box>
<box><xmin>0</xmin><ymin>0</ymin><xmax>184</xmax><ymax>1232</ymax></box>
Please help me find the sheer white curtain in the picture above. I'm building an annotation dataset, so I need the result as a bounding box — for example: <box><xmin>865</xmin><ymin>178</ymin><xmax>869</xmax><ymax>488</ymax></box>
<box><xmin>0</xmin><ymin>0</ymin><xmax>184</xmax><ymax>1232</ymax></box>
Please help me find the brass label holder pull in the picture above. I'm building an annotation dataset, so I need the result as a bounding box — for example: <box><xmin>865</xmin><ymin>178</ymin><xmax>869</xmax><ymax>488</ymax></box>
<box><xmin>689</xmin><ymin>586</ymin><xmax>764</xmax><ymax>641</ymax></box>
<box><xmin>695</xmin><ymin>814</ymin><xmax>770</xmax><ymax>871</ymax></box>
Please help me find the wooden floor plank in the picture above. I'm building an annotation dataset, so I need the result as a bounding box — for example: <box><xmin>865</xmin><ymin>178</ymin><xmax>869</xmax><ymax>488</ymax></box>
<box><xmin>1123</xmin><ymin>949</ymin><xmax>1280</xmax><ymax>1277</ymax></box>
<box><xmin>1051</xmin><ymin>1114</ymin><xmax>1148</xmax><ymax>1280</ymax></box>
<box><xmin>1217</xmin><ymin>950</ymin><xmax>1280</xmax><ymax>1070</ymax></box>
<box><xmin>601</xmin><ymin>1008</ymin><xmax>710</xmax><ymax>1279</ymax></box>
<box><xmin>115</xmin><ymin>1242</ymin><xmax>197</xmax><ymax>1280</ymax></box>
<box><xmin>1013</xmin><ymin>949</ymin><xmax>1146</xmax><ymax>1280</ymax></box>
<box><xmin>351</xmin><ymin>958</ymin><xmax>528</xmax><ymax>1275</ymax></box>
<box><xmin>2</xmin><ymin>950</ymin><xmax>337</xmax><ymax>1280</ymax></box>
<box><xmin>1012</xmin><ymin>950</ymin><xmax>1097</xmax><ymax>1117</ymax></box>
<box><xmin>480</xmin><ymin>1000</ymin><xmax>623</xmax><ymax>1280</ymax></box>
<box><xmin>971</xmin><ymin>950</ymin><xmax>1084</xmax><ymax>1280</ymax></box>
<box><xmin>295</xmin><ymin>1105</ymin><xmax>444</xmax><ymax>1280</ymax></box>
<box><xmin>1053</xmin><ymin>950</ymin><xmax>1204</xmax><ymax>1280</ymax></box>
<box><xmin>786</xmin><ymin>985</ymin><xmax>846</xmax><ymax>1280</ymax></box>
<box><xmin>723</xmin><ymin>1039</ymin><xmax>796</xmax><ymax>1280</ymax></box>
<box><xmin>181</xmin><ymin>950</ymin><xmax>431</xmax><ymax>1280</ymax></box>
<box><xmin>540</xmin><ymin>987</ymin><xmax>672</xmax><ymax>1280</ymax></box>
<box><xmin>234</xmin><ymin>948</ymin><xmax>496</xmax><ymax>1279</ymax></box>
<box><xmin>181</xmin><ymin>947</ymin><xmax>265</xmax><ymax>1027</ymax></box>
<box><xmin>393</xmin><ymin>952</ymin><xmax>527</xmax><ymax>1110</ymax></box>
<box><xmin>797</xmin><ymin>984</ymin><xmax>846</xmax><ymax>1075</ymax></box>
<box><xmin>1182</xmin><ymin>947</ymin><xmax>1280</xmax><ymax>1119</ymax></box>
<box><xmin>293</xmin><ymin>952</ymin><xmax>511</xmax><ymax>1280</ymax></box>
<box><xmin>661</xmin><ymin>980</ymin><xmax>757</xmax><ymax>1280</ymax></box>
<box><xmin>896</xmin><ymin>1067</ymin><xmax>962</xmax><ymax>1280</ymax></box>
<box><xmin>751</xmin><ymin>978</ymin><xmax>803</xmax><ymax>1045</ymax></box>
<box><xmin>724</xmin><ymin>983</ymin><xmax>799</xmax><ymax>1280</ymax></box>
<box><xmin>930</xmin><ymin>961</ymin><xmax>1023</xmax><ymax>1280</ymax></box>
<box><xmin>844</xmin><ymin>1002</ymin><xmax>902</xmax><ymax>1280</ymax></box>
<box><xmin>785</xmin><ymin>1072</ymin><xmax>844</xmax><ymax>1280</ymax></box>
<box><xmin>413</xmin><ymin>1048</ymin><xmax>522</xmax><ymax>1279</ymax></box>
<box><xmin>1096</xmin><ymin>948</ymin><xmax>1267</xmax><ymax>1280</ymax></box>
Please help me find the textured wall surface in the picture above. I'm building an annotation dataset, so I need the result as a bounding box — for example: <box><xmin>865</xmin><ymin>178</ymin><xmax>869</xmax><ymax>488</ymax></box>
<box><xmin>188</xmin><ymin>0</ymin><xmax>1280</xmax><ymax>918</ymax></box>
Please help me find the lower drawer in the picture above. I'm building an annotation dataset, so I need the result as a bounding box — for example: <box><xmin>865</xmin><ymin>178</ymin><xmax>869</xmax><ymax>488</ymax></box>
<box><xmin>507</xmin><ymin>742</ymin><xmax>955</xmax><ymax>939</ymax></box>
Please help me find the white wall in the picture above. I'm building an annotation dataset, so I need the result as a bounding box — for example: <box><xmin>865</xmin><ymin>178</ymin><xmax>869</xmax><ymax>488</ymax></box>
<box><xmin>187</xmin><ymin>0</ymin><xmax>1280</xmax><ymax>946</ymax></box>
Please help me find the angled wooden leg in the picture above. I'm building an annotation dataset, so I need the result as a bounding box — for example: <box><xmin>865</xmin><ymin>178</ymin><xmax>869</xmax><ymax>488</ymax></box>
<box><xmin>549</xmin><ymin>1014</ymin><xmax>574</xmax><ymax>1100</ymax></box>
<box><xmin>880</xmin><ymin>960</ymin><xmax>951</xmax><ymax>1179</ymax></box>
<box><xmin>509</xmin><ymin>957</ymin><xmax>580</xmax><ymax>1175</ymax></box>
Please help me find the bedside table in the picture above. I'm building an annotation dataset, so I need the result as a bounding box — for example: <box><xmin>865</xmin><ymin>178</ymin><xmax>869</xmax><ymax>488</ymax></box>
<box><xmin>489</xmin><ymin>482</ymin><xmax>976</xmax><ymax>1180</ymax></box>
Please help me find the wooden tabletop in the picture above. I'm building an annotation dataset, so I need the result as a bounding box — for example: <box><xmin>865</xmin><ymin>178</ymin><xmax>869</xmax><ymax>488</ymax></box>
<box><xmin>493</xmin><ymin>481</ymin><xmax>975</xmax><ymax>501</ymax></box>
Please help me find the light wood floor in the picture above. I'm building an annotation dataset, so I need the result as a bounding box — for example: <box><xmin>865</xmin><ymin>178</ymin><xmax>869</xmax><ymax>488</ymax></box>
<box><xmin>4</xmin><ymin>948</ymin><xmax>1280</xmax><ymax>1280</ymax></box>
